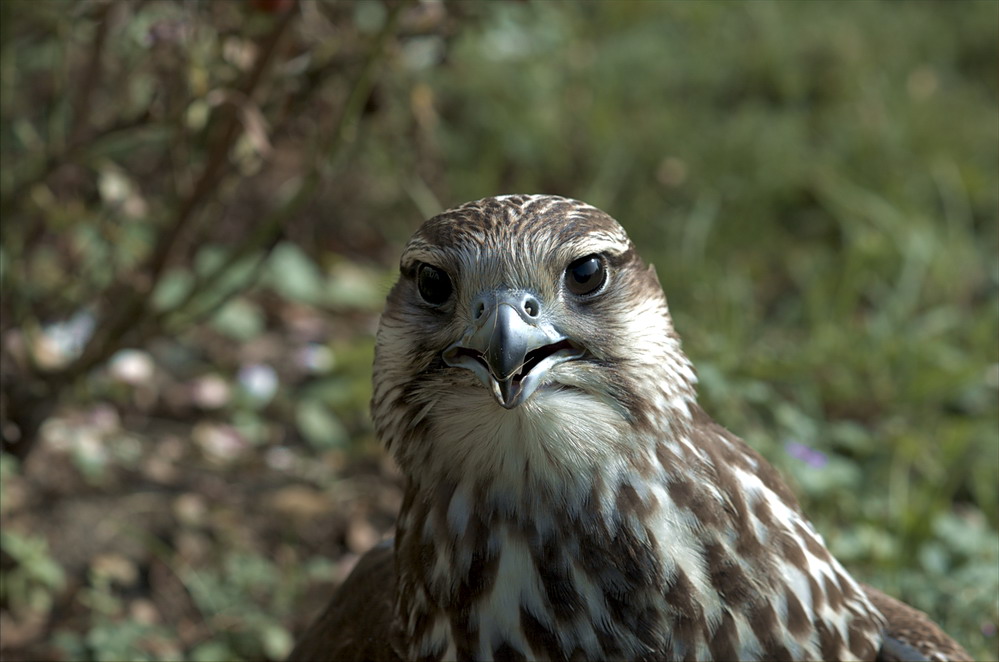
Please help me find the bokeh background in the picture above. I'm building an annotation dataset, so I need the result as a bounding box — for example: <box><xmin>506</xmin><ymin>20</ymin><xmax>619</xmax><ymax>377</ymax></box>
<box><xmin>1</xmin><ymin>1</ymin><xmax>996</xmax><ymax>660</ymax></box>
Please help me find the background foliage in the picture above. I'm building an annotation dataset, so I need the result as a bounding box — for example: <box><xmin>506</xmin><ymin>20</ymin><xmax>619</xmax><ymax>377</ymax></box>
<box><xmin>1</xmin><ymin>1</ymin><xmax>996</xmax><ymax>660</ymax></box>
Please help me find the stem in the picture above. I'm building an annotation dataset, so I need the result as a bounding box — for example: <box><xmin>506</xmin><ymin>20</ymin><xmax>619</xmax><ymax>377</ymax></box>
<box><xmin>3</xmin><ymin>0</ymin><xmax>414</xmax><ymax>461</ymax></box>
<box><xmin>150</xmin><ymin>0</ymin><xmax>412</xmax><ymax>336</ymax></box>
<box><xmin>321</xmin><ymin>0</ymin><xmax>410</xmax><ymax>163</ymax></box>
<box><xmin>64</xmin><ymin>8</ymin><xmax>296</xmax><ymax>384</ymax></box>
<box><xmin>68</xmin><ymin>3</ymin><xmax>111</xmax><ymax>147</ymax></box>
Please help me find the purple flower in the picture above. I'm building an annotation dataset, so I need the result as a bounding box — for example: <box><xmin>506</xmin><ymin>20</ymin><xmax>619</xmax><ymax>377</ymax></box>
<box><xmin>784</xmin><ymin>440</ymin><xmax>829</xmax><ymax>469</ymax></box>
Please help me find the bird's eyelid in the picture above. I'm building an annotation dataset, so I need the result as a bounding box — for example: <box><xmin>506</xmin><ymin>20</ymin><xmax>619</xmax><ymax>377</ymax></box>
<box><xmin>400</xmin><ymin>246</ymin><xmax>451</xmax><ymax>274</ymax></box>
<box><xmin>565</xmin><ymin>249</ymin><xmax>630</xmax><ymax>271</ymax></box>
<box><xmin>400</xmin><ymin>257</ymin><xmax>439</xmax><ymax>278</ymax></box>
<box><xmin>605</xmin><ymin>246</ymin><xmax>637</xmax><ymax>266</ymax></box>
<box><xmin>565</xmin><ymin>237</ymin><xmax>632</xmax><ymax>260</ymax></box>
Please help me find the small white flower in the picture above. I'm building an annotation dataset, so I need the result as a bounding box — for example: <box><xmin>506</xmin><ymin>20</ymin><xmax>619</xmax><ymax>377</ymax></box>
<box><xmin>190</xmin><ymin>374</ymin><xmax>231</xmax><ymax>409</ymax></box>
<box><xmin>238</xmin><ymin>363</ymin><xmax>278</xmax><ymax>404</ymax></box>
<box><xmin>109</xmin><ymin>349</ymin><xmax>155</xmax><ymax>385</ymax></box>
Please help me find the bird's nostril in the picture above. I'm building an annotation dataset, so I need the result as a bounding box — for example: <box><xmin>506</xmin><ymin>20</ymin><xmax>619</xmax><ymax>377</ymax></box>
<box><xmin>523</xmin><ymin>297</ymin><xmax>539</xmax><ymax>318</ymax></box>
<box><xmin>474</xmin><ymin>302</ymin><xmax>486</xmax><ymax>319</ymax></box>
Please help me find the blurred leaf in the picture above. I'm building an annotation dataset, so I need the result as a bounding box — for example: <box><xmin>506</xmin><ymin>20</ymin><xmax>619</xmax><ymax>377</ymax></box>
<box><xmin>151</xmin><ymin>270</ymin><xmax>195</xmax><ymax>311</ymax></box>
<box><xmin>0</xmin><ymin>530</ymin><xmax>66</xmax><ymax>618</ymax></box>
<box><xmin>210</xmin><ymin>298</ymin><xmax>265</xmax><ymax>341</ymax></box>
<box><xmin>232</xmin><ymin>410</ymin><xmax>268</xmax><ymax>445</ymax></box>
<box><xmin>84</xmin><ymin>125</ymin><xmax>175</xmax><ymax>161</ymax></box>
<box><xmin>190</xmin><ymin>641</ymin><xmax>237</xmax><ymax>662</ymax></box>
<box><xmin>261</xmin><ymin>623</ymin><xmax>293</xmax><ymax>660</ymax></box>
<box><xmin>295</xmin><ymin>399</ymin><xmax>348</xmax><ymax>449</ymax></box>
<box><xmin>324</xmin><ymin>261</ymin><xmax>387</xmax><ymax>311</ymax></box>
<box><xmin>264</xmin><ymin>242</ymin><xmax>326</xmax><ymax>305</ymax></box>
<box><xmin>354</xmin><ymin>1</ymin><xmax>387</xmax><ymax>34</ymax></box>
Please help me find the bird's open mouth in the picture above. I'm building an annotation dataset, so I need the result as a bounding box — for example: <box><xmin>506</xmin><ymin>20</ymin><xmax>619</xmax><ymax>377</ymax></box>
<box><xmin>450</xmin><ymin>339</ymin><xmax>578</xmax><ymax>383</ymax></box>
<box><xmin>444</xmin><ymin>338</ymin><xmax>585</xmax><ymax>409</ymax></box>
<box><xmin>519</xmin><ymin>338</ymin><xmax>579</xmax><ymax>379</ymax></box>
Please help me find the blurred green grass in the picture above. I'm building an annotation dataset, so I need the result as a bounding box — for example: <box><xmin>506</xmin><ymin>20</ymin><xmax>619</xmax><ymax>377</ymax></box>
<box><xmin>1</xmin><ymin>1</ymin><xmax>996</xmax><ymax>660</ymax></box>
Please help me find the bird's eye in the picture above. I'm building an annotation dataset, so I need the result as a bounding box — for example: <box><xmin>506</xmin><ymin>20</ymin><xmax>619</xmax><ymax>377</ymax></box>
<box><xmin>565</xmin><ymin>254</ymin><xmax>606</xmax><ymax>296</ymax></box>
<box><xmin>416</xmin><ymin>263</ymin><xmax>453</xmax><ymax>305</ymax></box>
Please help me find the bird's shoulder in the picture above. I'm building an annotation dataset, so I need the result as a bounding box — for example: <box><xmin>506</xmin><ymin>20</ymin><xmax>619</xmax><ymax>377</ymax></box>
<box><xmin>864</xmin><ymin>584</ymin><xmax>973</xmax><ymax>662</ymax></box>
<box><xmin>685</xmin><ymin>403</ymin><xmax>803</xmax><ymax>514</ymax></box>
<box><xmin>287</xmin><ymin>540</ymin><xmax>401</xmax><ymax>662</ymax></box>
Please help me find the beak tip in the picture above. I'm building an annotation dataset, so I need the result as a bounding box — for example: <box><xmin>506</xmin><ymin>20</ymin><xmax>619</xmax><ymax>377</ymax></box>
<box><xmin>494</xmin><ymin>378</ymin><xmax>522</xmax><ymax>409</ymax></box>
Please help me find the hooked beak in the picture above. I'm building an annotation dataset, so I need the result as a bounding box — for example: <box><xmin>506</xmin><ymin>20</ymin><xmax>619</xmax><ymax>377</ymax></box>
<box><xmin>441</xmin><ymin>291</ymin><xmax>585</xmax><ymax>409</ymax></box>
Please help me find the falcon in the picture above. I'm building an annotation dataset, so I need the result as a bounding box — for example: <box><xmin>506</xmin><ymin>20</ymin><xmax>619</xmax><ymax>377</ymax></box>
<box><xmin>290</xmin><ymin>195</ymin><xmax>971</xmax><ymax>661</ymax></box>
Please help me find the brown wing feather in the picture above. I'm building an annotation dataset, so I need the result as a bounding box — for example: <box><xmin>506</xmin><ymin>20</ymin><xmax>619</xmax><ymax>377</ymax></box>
<box><xmin>288</xmin><ymin>541</ymin><xmax>401</xmax><ymax>662</ymax></box>
<box><xmin>864</xmin><ymin>584</ymin><xmax>973</xmax><ymax>662</ymax></box>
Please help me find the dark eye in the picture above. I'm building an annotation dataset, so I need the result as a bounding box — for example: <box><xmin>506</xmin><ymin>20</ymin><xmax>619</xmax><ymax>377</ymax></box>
<box><xmin>416</xmin><ymin>263</ymin><xmax>453</xmax><ymax>305</ymax></box>
<box><xmin>565</xmin><ymin>254</ymin><xmax>606</xmax><ymax>296</ymax></box>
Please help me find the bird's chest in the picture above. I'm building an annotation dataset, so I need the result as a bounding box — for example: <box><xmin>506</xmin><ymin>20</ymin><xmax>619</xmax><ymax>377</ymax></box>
<box><xmin>396</xmin><ymin>517</ymin><xmax>670</xmax><ymax>661</ymax></box>
<box><xmin>394</xmin><ymin>487</ymin><xmax>755</xmax><ymax>662</ymax></box>
<box><xmin>393</xmin><ymin>477</ymin><xmax>882</xmax><ymax>662</ymax></box>
<box><xmin>390</xmin><ymin>401</ymin><xmax>882</xmax><ymax>661</ymax></box>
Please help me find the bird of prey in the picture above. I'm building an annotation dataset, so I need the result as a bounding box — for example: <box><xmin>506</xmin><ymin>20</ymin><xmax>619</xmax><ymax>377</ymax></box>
<box><xmin>290</xmin><ymin>195</ymin><xmax>971</xmax><ymax>661</ymax></box>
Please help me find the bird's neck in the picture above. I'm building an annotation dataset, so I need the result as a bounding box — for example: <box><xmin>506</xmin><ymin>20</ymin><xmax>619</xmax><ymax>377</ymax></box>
<box><xmin>391</xmin><ymin>386</ymin><xmax>699</xmax><ymax>660</ymax></box>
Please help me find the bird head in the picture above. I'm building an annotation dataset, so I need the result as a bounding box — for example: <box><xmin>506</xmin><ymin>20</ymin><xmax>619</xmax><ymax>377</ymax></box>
<box><xmin>371</xmin><ymin>195</ymin><xmax>697</xmax><ymax>488</ymax></box>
